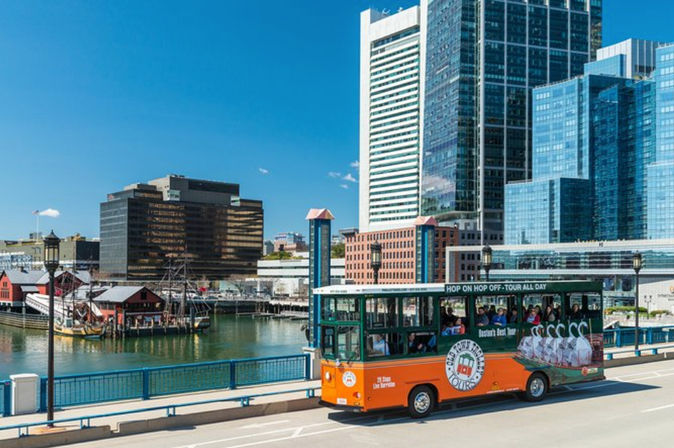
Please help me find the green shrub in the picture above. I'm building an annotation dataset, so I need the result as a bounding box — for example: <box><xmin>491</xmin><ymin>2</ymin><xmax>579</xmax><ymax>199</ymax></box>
<box><xmin>606</xmin><ymin>306</ymin><xmax>648</xmax><ymax>314</ymax></box>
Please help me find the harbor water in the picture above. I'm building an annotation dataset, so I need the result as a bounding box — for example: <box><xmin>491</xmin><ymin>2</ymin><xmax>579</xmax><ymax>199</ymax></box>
<box><xmin>0</xmin><ymin>314</ymin><xmax>307</xmax><ymax>379</ymax></box>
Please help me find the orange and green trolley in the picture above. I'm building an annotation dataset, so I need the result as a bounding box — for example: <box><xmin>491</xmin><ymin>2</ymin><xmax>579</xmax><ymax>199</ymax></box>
<box><xmin>315</xmin><ymin>281</ymin><xmax>604</xmax><ymax>418</ymax></box>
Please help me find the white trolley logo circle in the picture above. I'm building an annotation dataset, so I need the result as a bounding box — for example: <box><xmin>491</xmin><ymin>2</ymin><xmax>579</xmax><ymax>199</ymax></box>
<box><xmin>445</xmin><ymin>340</ymin><xmax>485</xmax><ymax>392</ymax></box>
<box><xmin>342</xmin><ymin>371</ymin><xmax>357</xmax><ymax>388</ymax></box>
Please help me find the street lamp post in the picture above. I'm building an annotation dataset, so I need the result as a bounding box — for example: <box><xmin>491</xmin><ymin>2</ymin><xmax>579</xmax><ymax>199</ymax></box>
<box><xmin>43</xmin><ymin>231</ymin><xmax>60</xmax><ymax>426</ymax></box>
<box><xmin>482</xmin><ymin>245</ymin><xmax>493</xmax><ymax>282</ymax></box>
<box><xmin>370</xmin><ymin>241</ymin><xmax>382</xmax><ymax>285</ymax></box>
<box><xmin>632</xmin><ymin>251</ymin><xmax>642</xmax><ymax>351</ymax></box>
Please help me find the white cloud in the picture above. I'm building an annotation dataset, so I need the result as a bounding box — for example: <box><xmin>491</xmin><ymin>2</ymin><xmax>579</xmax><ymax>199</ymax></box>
<box><xmin>343</xmin><ymin>173</ymin><xmax>358</xmax><ymax>183</ymax></box>
<box><xmin>36</xmin><ymin>208</ymin><xmax>60</xmax><ymax>218</ymax></box>
<box><xmin>328</xmin><ymin>171</ymin><xmax>342</xmax><ymax>178</ymax></box>
<box><xmin>258</xmin><ymin>168</ymin><xmax>269</xmax><ymax>175</ymax></box>
<box><xmin>339</xmin><ymin>184</ymin><xmax>349</xmax><ymax>190</ymax></box>
<box><xmin>350</xmin><ymin>160</ymin><xmax>359</xmax><ymax>168</ymax></box>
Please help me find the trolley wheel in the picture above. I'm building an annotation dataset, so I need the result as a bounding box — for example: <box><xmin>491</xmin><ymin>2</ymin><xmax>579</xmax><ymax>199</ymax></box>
<box><xmin>521</xmin><ymin>372</ymin><xmax>548</xmax><ymax>402</ymax></box>
<box><xmin>408</xmin><ymin>385</ymin><xmax>434</xmax><ymax>418</ymax></box>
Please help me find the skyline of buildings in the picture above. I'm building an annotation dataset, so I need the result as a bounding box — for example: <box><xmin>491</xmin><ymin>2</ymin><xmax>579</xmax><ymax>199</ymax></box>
<box><xmin>359</xmin><ymin>0</ymin><xmax>605</xmax><ymax>241</ymax></box>
<box><xmin>357</xmin><ymin>2</ymin><xmax>674</xmax><ymax>250</ymax></box>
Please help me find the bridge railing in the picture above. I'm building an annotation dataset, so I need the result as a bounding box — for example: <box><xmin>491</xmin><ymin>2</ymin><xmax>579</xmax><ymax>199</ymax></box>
<box><xmin>18</xmin><ymin>353</ymin><xmax>310</xmax><ymax>412</ymax></box>
<box><xmin>603</xmin><ymin>325</ymin><xmax>674</xmax><ymax>348</ymax></box>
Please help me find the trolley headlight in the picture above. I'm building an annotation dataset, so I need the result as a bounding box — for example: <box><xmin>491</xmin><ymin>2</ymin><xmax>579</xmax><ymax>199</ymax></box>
<box><xmin>325</xmin><ymin>371</ymin><xmax>331</xmax><ymax>381</ymax></box>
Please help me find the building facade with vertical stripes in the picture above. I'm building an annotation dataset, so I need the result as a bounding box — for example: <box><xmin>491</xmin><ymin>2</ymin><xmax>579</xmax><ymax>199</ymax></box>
<box><xmin>359</xmin><ymin>6</ymin><xmax>424</xmax><ymax>232</ymax></box>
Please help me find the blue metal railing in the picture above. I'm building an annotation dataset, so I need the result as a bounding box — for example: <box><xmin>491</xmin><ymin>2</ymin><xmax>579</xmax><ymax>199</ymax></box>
<box><xmin>605</xmin><ymin>344</ymin><xmax>674</xmax><ymax>360</ymax></box>
<box><xmin>604</xmin><ymin>325</ymin><xmax>674</xmax><ymax>348</ymax></box>
<box><xmin>11</xmin><ymin>354</ymin><xmax>310</xmax><ymax>412</ymax></box>
<box><xmin>0</xmin><ymin>386</ymin><xmax>319</xmax><ymax>438</ymax></box>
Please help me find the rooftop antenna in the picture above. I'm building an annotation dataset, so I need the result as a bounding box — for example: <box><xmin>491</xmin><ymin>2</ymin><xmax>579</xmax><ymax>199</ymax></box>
<box><xmin>382</xmin><ymin>8</ymin><xmax>390</xmax><ymax>16</ymax></box>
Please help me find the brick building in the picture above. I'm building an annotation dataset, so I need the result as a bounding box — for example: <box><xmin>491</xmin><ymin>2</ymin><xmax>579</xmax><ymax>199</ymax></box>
<box><xmin>344</xmin><ymin>218</ymin><xmax>504</xmax><ymax>284</ymax></box>
<box><xmin>343</xmin><ymin>217</ymin><xmax>460</xmax><ymax>284</ymax></box>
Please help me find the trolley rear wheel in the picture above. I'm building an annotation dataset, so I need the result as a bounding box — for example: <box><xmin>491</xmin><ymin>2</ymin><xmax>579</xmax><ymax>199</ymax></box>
<box><xmin>521</xmin><ymin>372</ymin><xmax>548</xmax><ymax>402</ymax></box>
<box><xmin>408</xmin><ymin>385</ymin><xmax>434</xmax><ymax>418</ymax></box>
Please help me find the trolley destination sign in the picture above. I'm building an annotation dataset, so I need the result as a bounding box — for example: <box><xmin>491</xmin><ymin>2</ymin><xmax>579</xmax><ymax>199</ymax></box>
<box><xmin>443</xmin><ymin>281</ymin><xmax>601</xmax><ymax>296</ymax></box>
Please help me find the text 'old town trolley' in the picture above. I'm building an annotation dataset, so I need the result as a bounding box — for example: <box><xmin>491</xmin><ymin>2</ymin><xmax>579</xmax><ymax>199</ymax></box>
<box><xmin>315</xmin><ymin>281</ymin><xmax>604</xmax><ymax>418</ymax></box>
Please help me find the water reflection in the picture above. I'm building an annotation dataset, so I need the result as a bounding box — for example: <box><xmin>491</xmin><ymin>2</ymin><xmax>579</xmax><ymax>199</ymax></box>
<box><xmin>0</xmin><ymin>315</ymin><xmax>306</xmax><ymax>378</ymax></box>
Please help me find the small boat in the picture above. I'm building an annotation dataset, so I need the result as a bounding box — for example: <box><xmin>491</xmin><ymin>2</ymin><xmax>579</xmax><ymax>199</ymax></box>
<box><xmin>55</xmin><ymin>317</ymin><xmax>105</xmax><ymax>338</ymax></box>
<box><xmin>194</xmin><ymin>315</ymin><xmax>211</xmax><ymax>330</ymax></box>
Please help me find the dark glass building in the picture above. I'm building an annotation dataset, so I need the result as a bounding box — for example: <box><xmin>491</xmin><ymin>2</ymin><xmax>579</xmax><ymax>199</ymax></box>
<box><xmin>100</xmin><ymin>175</ymin><xmax>263</xmax><ymax>281</ymax></box>
<box><xmin>421</xmin><ymin>0</ymin><xmax>601</xmax><ymax>233</ymax></box>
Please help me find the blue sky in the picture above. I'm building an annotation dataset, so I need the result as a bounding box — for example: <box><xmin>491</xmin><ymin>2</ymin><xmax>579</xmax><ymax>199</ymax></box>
<box><xmin>0</xmin><ymin>0</ymin><xmax>673</xmax><ymax>241</ymax></box>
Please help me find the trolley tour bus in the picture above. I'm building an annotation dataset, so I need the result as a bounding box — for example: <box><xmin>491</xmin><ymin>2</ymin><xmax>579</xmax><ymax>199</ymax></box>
<box><xmin>315</xmin><ymin>281</ymin><xmax>604</xmax><ymax>418</ymax></box>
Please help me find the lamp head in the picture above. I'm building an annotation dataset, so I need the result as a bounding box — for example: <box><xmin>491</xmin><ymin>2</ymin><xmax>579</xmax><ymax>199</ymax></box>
<box><xmin>632</xmin><ymin>251</ymin><xmax>643</xmax><ymax>274</ymax></box>
<box><xmin>370</xmin><ymin>240</ymin><xmax>382</xmax><ymax>270</ymax></box>
<box><xmin>482</xmin><ymin>244</ymin><xmax>493</xmax><ymax>269</ymax></box>
<box><xmin>43</xmin><ymin>230</ymin><xmax>60</xmax><ymax>274</ymax></box>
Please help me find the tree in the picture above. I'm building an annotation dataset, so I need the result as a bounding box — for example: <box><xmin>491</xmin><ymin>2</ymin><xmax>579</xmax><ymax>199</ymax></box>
<box><xmin>331</xmin><ymin>243</ymin><xmax>345</xmax><ymax>258</ymax></box>
<box><xmin>263</xmin><ymin>251</ymin><xmax>293</xmax><ymax>260</ymax></box>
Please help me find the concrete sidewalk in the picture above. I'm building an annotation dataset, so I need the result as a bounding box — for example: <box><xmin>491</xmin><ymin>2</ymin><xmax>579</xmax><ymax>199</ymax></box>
<box><xmin>0</xmin><ymin>379</ymin><xmax>321</xmax><ymax>442</ymax></box>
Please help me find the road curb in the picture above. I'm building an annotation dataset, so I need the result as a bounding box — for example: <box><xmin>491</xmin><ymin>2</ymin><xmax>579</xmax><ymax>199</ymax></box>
<box><xmin>0</xmin><ymin>397</ymin><xmax>320</xmax><ymax>448</ymax></box>
<box><xmin>0</xmin><ymin>426</ymin><xmax>112</xmax><ymax>448</ymax></box>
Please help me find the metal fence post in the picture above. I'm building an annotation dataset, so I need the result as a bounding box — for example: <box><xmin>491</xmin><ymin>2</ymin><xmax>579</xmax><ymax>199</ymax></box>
<box><xmin>305</xmin><ymin>353</ymin><xmax>311</xmax><ymax>380</ymax></box>
<box><xmin>39</xmin><ymin>377</ymin><xmax>47</xmax><ymax>412</ymax></box>
<box><xmin>2</xmin><ymin>381</ymin><xmax>11</xmax><ymax>417</ymax></box>
<box><xmin>616</xmin><ymin>329</ymin><xmax>622</xmax><ymax>348</ymax></box>
<box><xmin>647</xmin><ymin>328</ymin><xmax>653</xmax><ymax>345</ymax></box>
<box><xmin>142</xmin><ymin>369</ymin><xmax>150</xmax><ymax>400</ymax></box>
<box><xmin>229</xmin><ymin>361</ymin><xmax>237</xmax><ymax>390</ymax></box>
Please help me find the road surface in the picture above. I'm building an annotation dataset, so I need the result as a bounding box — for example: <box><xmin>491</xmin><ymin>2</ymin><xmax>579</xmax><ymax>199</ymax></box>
<box><xmin>60</xmin><ymin>360</ymin><xmax>674</xmax><ymax>448</ymax></box>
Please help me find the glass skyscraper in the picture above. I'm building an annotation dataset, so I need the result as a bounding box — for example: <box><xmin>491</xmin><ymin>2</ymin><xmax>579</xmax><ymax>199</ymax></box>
<box><xmin>647</xmin><ymin>45</ymin><xmax>674</xmax><ymax>239</ymax></box>
<box><xmin>421</xmin><ymin>0</ymin><xmax>601</xmax><ymax>234</ymax></box>
<box><xmin>506</xmin><ymin>39</ymin><xmax>663</xmax><ymax>245</ymax></box>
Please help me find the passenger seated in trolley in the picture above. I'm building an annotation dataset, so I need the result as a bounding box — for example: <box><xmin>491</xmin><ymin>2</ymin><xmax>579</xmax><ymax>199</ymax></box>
<box><xmin>508</xmin><ymin>307</ymin><xmax>519</xmax><ymax>323</ymax></box>
<box><xmin>476</xmin><ymin>307</ymin><xmax>489</xmax><ymax>326</ymax></box>
<box><xmin>451</xmin><ymin>316</ymin><xmax>465</xmax><ymax>335</ymax></box>
<box><xmin>491</xmin><ymin>308</ymin><xmax>507</xmax><ymax>326</ymax></box>
<box><xmin>371</xmin><ymin>334</ymin><xmax>390</xmax><ymax>356</ymax></box>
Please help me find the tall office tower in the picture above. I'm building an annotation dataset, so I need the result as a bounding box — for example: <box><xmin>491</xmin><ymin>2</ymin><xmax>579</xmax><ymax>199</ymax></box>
<box><xmin>359</xmin><ymin>6</ymin><xmax>423</xmax><ymax>232</ymax></box>
<box><xmin>505</xmin><ymin>40</ymin><xmax>663</xmax><ymax>244</ymax></box>
<box><xmin>648</xmin><ymin>45</ymin><xmax>674</xmax><ymax>239</ymax></box>
<box><xmin>421</xmin><ymin>0</ymin><xmax>601</xmax><ymax>236</ymax></box>
<box><xmin>100</xmin><ymin>175</ymin><xmax>263</xmax><ymax>280</ymax></box>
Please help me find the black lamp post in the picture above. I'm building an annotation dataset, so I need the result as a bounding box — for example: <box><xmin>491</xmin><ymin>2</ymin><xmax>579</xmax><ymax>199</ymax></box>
<box><xmin>43</xmin><ymin>230</ymin><xmax>60</xmax><ymax>426</ymax></box>
<box><xmin>371</xmin><ymin>241</ymin><xmax>382</xmax><ymax>285</ymax></box>
<box><xmin>633</xmin><ymin>251</ymin><xmax>643</xmax><ymax>351</ymax></box>
<box><xmin>482</xmin><ymin>245</ymin><xmax>493</xmax><ymax>282</ymax></box>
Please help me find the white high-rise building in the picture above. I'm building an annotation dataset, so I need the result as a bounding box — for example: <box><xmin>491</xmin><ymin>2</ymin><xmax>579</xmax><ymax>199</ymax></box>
<box><xmin>359</xmin><ymin>6</ymin><xmax>424</xmax><ymax>232</ymax></box>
